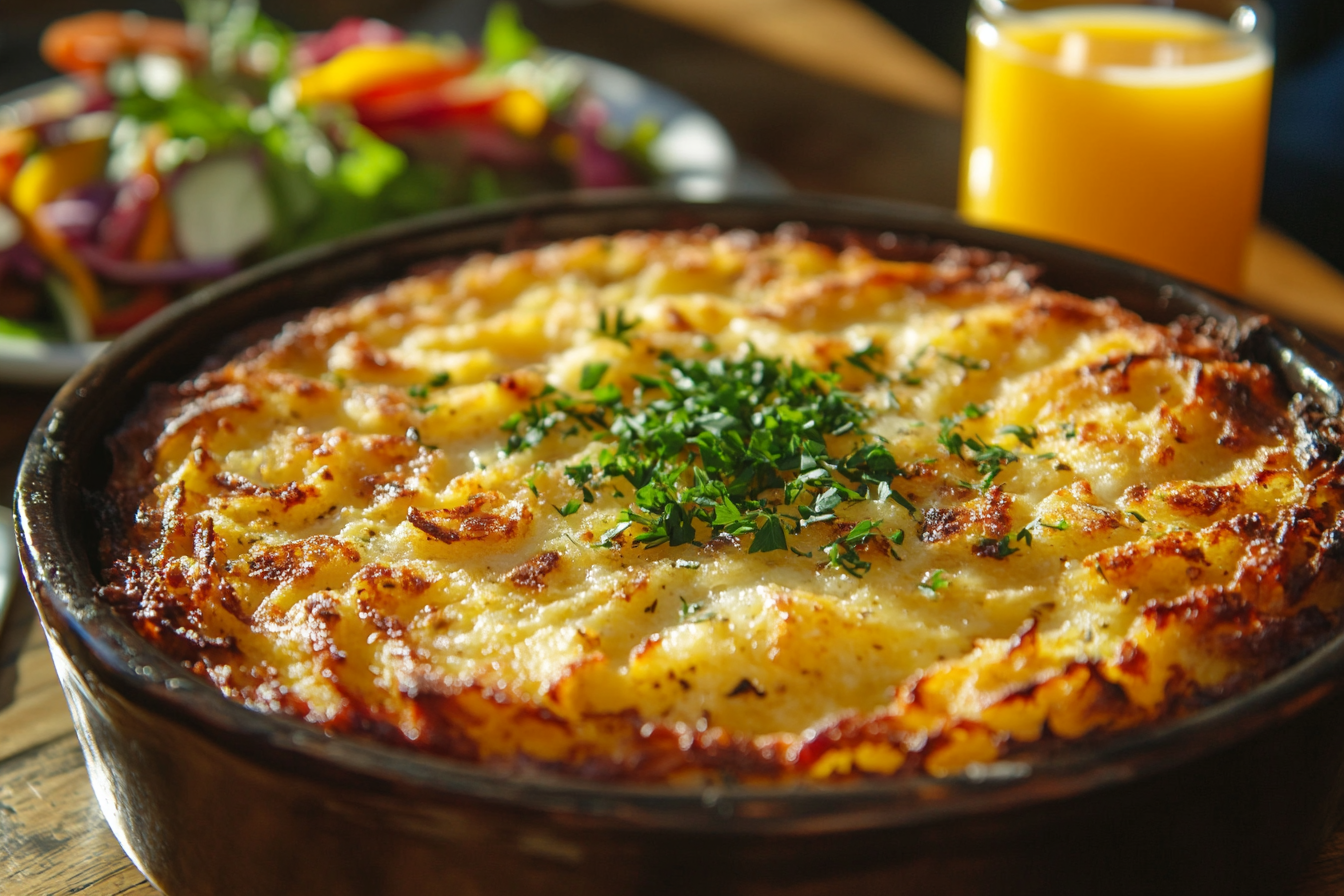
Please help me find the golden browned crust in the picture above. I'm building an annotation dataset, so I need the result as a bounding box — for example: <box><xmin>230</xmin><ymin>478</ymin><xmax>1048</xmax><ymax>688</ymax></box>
<box><xmin>98</xmin><ymin>226</ymin><xmax>1344</xmax><ymax>782</ymax></box>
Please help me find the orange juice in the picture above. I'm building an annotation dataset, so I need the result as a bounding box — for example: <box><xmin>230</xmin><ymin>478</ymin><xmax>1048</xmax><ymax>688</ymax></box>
<box><xmin>959</xmin><ymin>5</ymin><xmax>1273</xmax><ymax>293</ymax></box>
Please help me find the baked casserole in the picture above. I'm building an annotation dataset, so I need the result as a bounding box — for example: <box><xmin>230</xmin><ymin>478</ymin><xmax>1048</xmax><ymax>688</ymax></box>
<box><xmin>99</xmin><ymin>227</ymin><xmax>1344</xmax><ymax>782</ymax></box>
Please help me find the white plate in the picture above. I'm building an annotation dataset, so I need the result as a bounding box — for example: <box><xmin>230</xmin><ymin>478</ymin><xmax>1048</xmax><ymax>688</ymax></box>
<box><xmin>0</xmin><ymin>507</ymin><xmax>16</xmax><ymax>634</ymax></box>
<box><xmin>0</xmin><ymin>57</ymin><xmax>784</xmax><ymax>388</ymax></box>
<box><xmin>0</xmin><ymin>334</ymin><xmax>106</xmax><ymax>386</ymax></box>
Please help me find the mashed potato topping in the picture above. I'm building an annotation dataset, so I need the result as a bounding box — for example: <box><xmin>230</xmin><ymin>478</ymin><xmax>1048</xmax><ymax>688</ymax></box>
<box><xmin>101</xmin><ymin>227</ymin><xmax>1344</xmax><ymax>780</ymax></box>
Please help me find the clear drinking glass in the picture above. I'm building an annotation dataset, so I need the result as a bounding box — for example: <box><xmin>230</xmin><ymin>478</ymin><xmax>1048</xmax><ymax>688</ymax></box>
<box><xmin>958</xmin><ymin>0</ymin><xmax>1273</xmax><ymax>294</ymax></box>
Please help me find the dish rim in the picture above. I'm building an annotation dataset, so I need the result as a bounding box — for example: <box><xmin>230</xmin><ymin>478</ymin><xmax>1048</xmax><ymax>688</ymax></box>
<box><xmin>17</xmin><ymin>190</ymin><xmax>1344</xmax><ymax>835</ymax></box>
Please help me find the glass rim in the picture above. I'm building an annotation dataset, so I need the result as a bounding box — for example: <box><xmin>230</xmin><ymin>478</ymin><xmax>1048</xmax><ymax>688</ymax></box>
<box><xmin>973</xmin><ymin>0</ymin><xmax>1272</xmax><ymax>29</ymax></box>
<box><xmin>968</xmin><ymin>0</ymin><xmax>1275</xmax><ymax>80</ymax></box>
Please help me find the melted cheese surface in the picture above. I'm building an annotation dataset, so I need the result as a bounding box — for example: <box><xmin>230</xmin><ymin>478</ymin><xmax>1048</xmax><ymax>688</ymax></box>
<box><xmin>104</xmin><ymin>229</ymin><xmax>1344</xmax><ymax>780</ymax></box>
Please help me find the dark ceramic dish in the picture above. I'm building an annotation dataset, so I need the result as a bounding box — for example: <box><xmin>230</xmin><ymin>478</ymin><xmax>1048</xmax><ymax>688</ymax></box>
<box><xmin>17</xmin><ymin>193</ymin><xmax>1344</xmax><ymax>896</ymax></box>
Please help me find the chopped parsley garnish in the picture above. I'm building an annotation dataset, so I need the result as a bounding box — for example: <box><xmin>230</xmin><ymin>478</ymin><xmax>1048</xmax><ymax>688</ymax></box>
<box><xmin>998</xmin><ymin>424</ymin><xmax>1038</xmax><ymax>448</ymax></box>
<box><xmin>939</xmin><ymin>351</ymin><xmax>990</xmax><ymax>371</ymax></box>
<box><xmin>599</xmin><ymin>521</ymin><xmax>632</xmax><ymax>546</ymax></box>
<box><xmin>596</xmin><ymin>308</ymin><xmax>640</xmax><ymax>343</ymax></box>
<box><xmin>500</xmin><ymin>348</ymin><xmax>916</xmax><ymax>574</ymax></box>
<box><xmin>978</xmin><ymin>535</ymin><xmax>1019</xmax><ymax>558</ymax></box>
<box><xmin>579</xmin><ymin>362</ymin><xmax>609</xmax><ymax>391</ymax></box>
<box><xmin>898</xmin><ymin>345</ymin><xmax>929</xmax><ymax>385</ymax></box>
<box><xmin>553</xmin><ymin>500</ymin><xmax>582</xmax><ymax>517</ymax></box>
<box><xmin>843</xmin><ymin>342</ymin><xmax>889</xmax><ymax>382</ymax></box>
<box><xmin>1015</xmin><ymin>517</ymin><xmax>1071</xmax><ymax>545</ymax></box>
<box><xmin>937</xmin><ymin>408</ymin><xmax>1019</xmax><ymax>490</ymax></box>
<box><xmin>1128</xmin><ymin>510</ymin><xmax>1147</xmax><ymax>523</ymax></box>
<box><xmin>408</xmin><ymin>372</ymin><xmax>451</xmax><ymax>399</ymax></box>
<box><xmin>678</xmin><ymin>596</ymin><xmax>714</xmax><ymax>622</ymax></box>
<box><xmin>565</xmin><ymin>462</ymin><xmax>597</xmax><ymax>503</ymax></box>
<box><xmin>919</xmin><ymin>568</ymin><xmax>950</xmax><ymax>597</ymax></box>
<box><xmin>1061</xmin><ymin>421</ymin><xmax>1078</xmax><ymax>439</ymax></box>
<box><xmin>823</xmin><ymin>519</ymin><xmax>903</xmax><ymax>577</ymax></box>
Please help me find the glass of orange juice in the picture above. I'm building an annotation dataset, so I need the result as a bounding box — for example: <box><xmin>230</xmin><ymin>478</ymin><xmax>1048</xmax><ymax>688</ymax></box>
<box><xmin>958</xmin><ymin>0</ymin><xmax>1273</xmax><ymax>294</ymax></box>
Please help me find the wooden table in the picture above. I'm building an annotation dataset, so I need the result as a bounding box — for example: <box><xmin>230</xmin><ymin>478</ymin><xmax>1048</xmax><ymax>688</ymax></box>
<box><xmin>5</xmin><ymin>1</ymin><xmax>1344</xmax><ymax>893</ymax></box>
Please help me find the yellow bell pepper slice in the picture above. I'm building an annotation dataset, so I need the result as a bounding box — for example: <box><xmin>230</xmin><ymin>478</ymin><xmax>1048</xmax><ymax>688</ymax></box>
<box><xmin>9</xmin><ymin>137</ymin><xmax>107</xmax><ymax>217</ymax></box>
<box><xmin>495</xmin><ymin>88</ymin><xmax>548</xmax><ymax>138</ymax></box>
<box><xmin>296</xmin><ymin>43</ymin><xmax>467</xmax><ymax>105</ymax></box>
<box><xmin>10</xmin><ymin>139</ymin><xmax>109</xmax><ymax>322</ymax></box>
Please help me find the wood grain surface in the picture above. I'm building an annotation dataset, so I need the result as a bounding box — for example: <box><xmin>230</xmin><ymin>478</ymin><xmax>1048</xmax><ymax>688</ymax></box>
<box><xmin>4</xmin><ymin>1</ymin><xmax>1344</xmax><ymax>893</ymax></box>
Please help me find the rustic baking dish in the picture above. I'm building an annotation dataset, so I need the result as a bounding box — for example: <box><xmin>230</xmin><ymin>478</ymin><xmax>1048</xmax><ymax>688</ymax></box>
<box><xmin>16</xmin><ymin>193</ymin><xmax>1344</xmax><ymax>895</ymax></box>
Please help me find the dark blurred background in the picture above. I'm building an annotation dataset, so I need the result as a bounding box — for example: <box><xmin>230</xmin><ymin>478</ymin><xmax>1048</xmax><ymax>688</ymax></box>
<box><xmin>2</xmin><ymin>0</ymin><xmax>1340</xmax><ymax>271</ymax></box>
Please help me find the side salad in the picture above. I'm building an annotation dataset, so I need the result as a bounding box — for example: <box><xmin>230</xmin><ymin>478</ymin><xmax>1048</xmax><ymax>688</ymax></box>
<box><xmin>0</xmin><ymin>3</ymin><xmax>658</xmax><ymax>341</ymax></box>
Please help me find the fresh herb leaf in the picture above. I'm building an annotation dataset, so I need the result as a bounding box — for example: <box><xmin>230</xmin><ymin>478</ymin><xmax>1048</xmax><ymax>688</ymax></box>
<box><xmin>599</xmin><ymin>521</ymin><xmax>632</xmax><ymax>545</ymax></box>
<box><xmin>337</xmin><ymin>124</ymin><xmax>408</xmax><ymax>198</ymax></box>
<box><xmin>822</xmin><ymin>519</ymin><xmax>889</xmax><ymax>577</ymax></box>
<box><xmin>999</xmin><ymin>424</ymin><xmax>1038</xmax><ymax>448</ymax></box>
<box><xmin>579</xmin><ymin>362</ymin><xmax>609</xmax><ymax>391</ymax></box>
<box><xmin>565</xmin><ymin>463</ymin><xmax>594</xmax><ymax>486</ymax></box>
<box><xmin>938</xmin><ymin>417</ymin><xmax>965</xmax><ymax>457</ymax></box>
<box><xmin>937</xmin><ymin>407</ymin><xmax>1019</xmax><ymax>490</ymax></box>
<box><xmin>750</xmin><ymin>514</ymin><xmax>788</xmax><ymax>553</ymax></box>
<box><xmin>591</xmin><ymin>383</ymin><xmax>622</xmax><ymax>405</ymax></box>
<box><xmin>482</xmin><ymin>1</ymin><xmax>539</xmax><ymax>69</ymax></box>
<box><xmin>889</xmin><ymin>489</ymin><xmax>919</xmax><ymax>518</ymax></box>
<box><xmin>553</xmin><ymin>500</ymin><xmax>581</xmax><ymax>517</ymax></box>
<box><xmin>978</xmin><ymin>535</ymin><xmax>1019</xmax><ymax>558</ymax></box>
<box><xmin>596</xmin><ymin>308</ymin><xmax>639</xmax><ymax>343</ymax></box>
<box><xmin>919</xmin><ymin>568</ymin><xmax>950</xmax><ymax>597</ymax></box>
<box><xmin>940</xmin><ymin>351</ymin><xmax>990</xmax><ymax>371</ymax></box>
<box><xmin>844</xmin><ymin>342</ymin><xmax>889</xmax><ymax>382</ymax></box>
<box><xmin>678</xmin><ymin>596</ymin><xmax>713</xmax><ymax>622</ymax></box>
